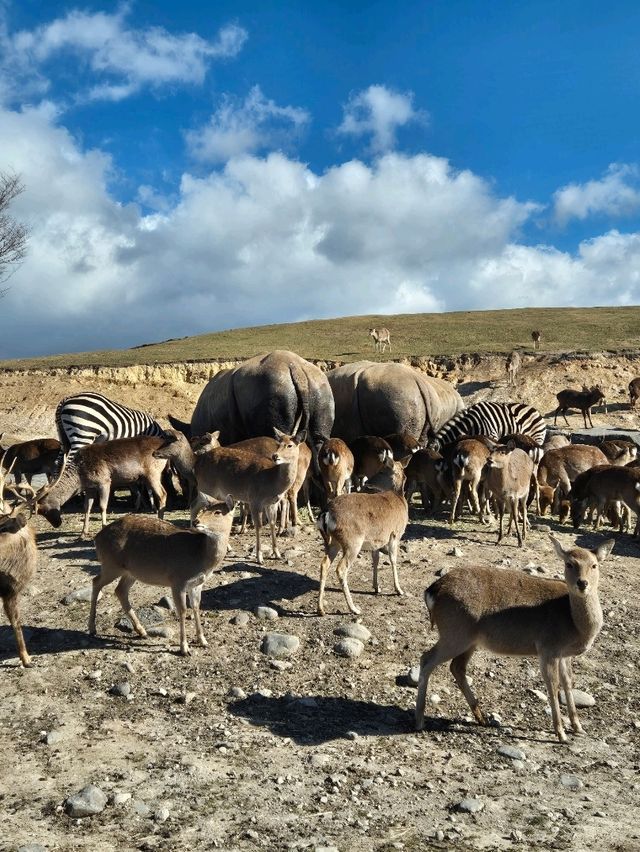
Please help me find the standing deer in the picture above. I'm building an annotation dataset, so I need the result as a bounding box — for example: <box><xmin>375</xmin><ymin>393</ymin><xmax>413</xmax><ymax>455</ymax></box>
<box><xmin>415</xmin><ymin>534</ymin><xmax>614</xmax><ymax>742</ymax></box>
<box><xmin>368</xmin><ymin>327</ymin><xmax>391</xmax><ymax>353</ymax></box>
<box><xmin>555</xmin><ymin>386</ymin><xmax>606</xmax><ymax>429</ymax></box>
<box><xmin>505</xmin><ymin>350</ymin><xmax>521</xmax><ymax>387</ymax></box>
<box><xmin>531</xmin><ymin>330</ymin><xmax>542</xmax><ymax>350</ymax></box>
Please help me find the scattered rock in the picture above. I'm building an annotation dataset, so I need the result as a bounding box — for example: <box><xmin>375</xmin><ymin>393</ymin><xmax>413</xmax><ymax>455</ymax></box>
<box><xmin>61</xmin><ymin>586</ymin><xmax>97</xmax><ymax>605</ymax></box>
<box><xmin>111</xmin><ymin>792</ymin><xmax>132</xmax><ymax>806</ymax></box>
<box><xmin>346</xmin><ymin>730</ymin><xmax>359</xmax><ymax>740</ymax></box>
<box><xmin>156</xmin><ymin>594</ymin><xmax>175</xmax><ymax>611</ymax></box>
<box><xmin>529</xmin><ymin>688</ymin><xmax>549</xmax><ymax>702</ymax></box>
<box><xmin>231</xmin><ymin>612</ymin><xmax>250</xmax><ymax>627</ymax></box>
<box><xmin>176</xmin><ymin>691</ymin><xmax>196</xmax><ymax>705</ymax></box>
<box><xmin>154</xmin><ymin>806</ymin><xmax>170</xmax><ymax>823</ymax></box>
<box><xmin>146</xmin><ymin>625</ymin><xmax>170</xmax><ymax>638</ymax></box>
<box><xmin>407</xmin><ymin>665</ymin><xmax>420</xmax><ymax>687</ymax></box>
<box><xmin>132</xmin><ymin>800</ymin><xmax>151</xmax><ymax>817</ymax></box>
<box><xmin>560</xmin><ymin>689</ymin><xmax>595</xmax><ymax>708</ymax></box>
<box><xmin>65</xmin><ymin>784</ymin><xmax>108</xmax><ymax>817</ymax></box>
<box><xmin>255</xmin><ymin>606</ymin><xmax>279</xmax><ymax>620</ymax></box>
<box><xmin>86</xmin><ymin>670</ymin><xmax>102</xmax><ymax>682</ymax></box>
<box><xmin>270</xmin><ymin>659</ymin><xmax>293</xmax><ymax>671</ymax></box>
<box><xmin>455</xmin><ymin>798</ymin><xmax>484</xmax><ymax>814</ymax></box>
<box><xmin>334</xmin><ymin>623</ymin><xmax>371</xmax><ymax>642</ymax></box>
<box><xmin>334</xmin><ymin>638</ymin><xmax>364</xmax><ymax>658</ymax></box>
<box><xmin>448</xmin><ymin>546</ymin><xmax>464</xmax><ymax>557</ymax></box>
<box><xmin>115</xmin><ymin>606</ymin><xmax>165</xmax><ymax>633</ymax></box>
<box><xmin>292</xmin><ymin>696</ymin><xmax>317</xmax><ymax>709</ymax></box>
<box><xmin>18</xmin><ymin>845</ymin><xmax>47</xmax><ymax>852</ymax></box>
<box><xmin>311</xmin><ymin>753</ymin><xmax>331</xmax><ymax>769</ymax></box>
<box><xmin>229</xmin><ymin>686</ymin><xmax>247</xmax><ymax>700</ymax></box>
<box><xmin>497</xmin><ymin>744</ymin><xmax>526</xmax><ymax>761</ymax></box>
<box><xmin>429</xmin><ymin>693</ymin><xmax>441</xmax><ymax>705</ymax></box>
<box><xmin>44</xmin><ymin>730</ymin><xmax>63</xmax><ymax>746</ymax></box>
<box><xmin>560</xmin><ymin>774</ymin><xmax>584</xmax><ymax>791</ymax></box>
<box><xmin>109</xmin><ymin>681</ymin><xmax>131</xmax><ymax>698</ymax></box>
<box><xmin>261</xmin><ymin>633</ymin><xmax>300</xmax><ymax>658</ymax></box>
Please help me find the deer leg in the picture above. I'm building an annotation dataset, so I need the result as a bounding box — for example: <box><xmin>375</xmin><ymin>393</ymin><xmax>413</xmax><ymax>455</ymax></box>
<box><xmin>266</xmin><ymin>503</ymin><xmax>282</xmax><ymax>559</ymax></box>
<box><xmin>388</xmin><ymin>533</ymin><xmax>404</xmax><ymax>596</ymax></box>
<box><xmin>251</xmin><ymin>506</ymin><xmax>264</xmax><ymax>565</ymax></box>
<box><xmin>148</xmin><ymin>472</ymin><xmax>167</xmax><ymax>520</ymax></box>
<box><xmin>559</xmin><ymin>657</ymin><xmax>583</xmax><ymax>734</ymax></box>
<box><xmin>304</xmin><ymin>479</ymin><xmax>316</xmax><ymax>521</ymax></box>
<box><xmin>416</xmin><ymin>636</ymin><xmax>473</xmax><ymax>731</ymax></box>
<box><xmin>496</xmin><ymin>503</ymin><xmax>505</xmax><ymax>544</ymax></box>
<box><xmin>335</xmin><ymin>547</ymin><xmax>361</xmax><ymax>615</ymax></box>
<box><xmin>539</xmin><ymin>653</ymin><xmax>566</xmax><ymax>742</ymax></box>
<box><xmin>449</xmin><ymin>478</ymin><xmax>462</xmax><ymax>525</ymax></box>
<box><xmin>98</xmin><ymin>483</ymin><xmax>110</xmax><ymax>528</ymax></box>
<box><xmin>82</xmin><ymin>493</ymin><xmax>95</xmax><ymax>539</ymax></box>
<box><xmin>169</xmin><ymin>586</ymin><xmax>190</xmax><ymax>656</ymax></box>
<box><xmin>88</xmin><ymin>564</ymin><xmax>118</xmax><ymax>635</ymax></box>
<box><xmin>114</xmin><ymin>575</ymin><xmax>147</xmax><ymax>639</ymax></box>
<box><xmin>450</xmin><ymin>647</ymin><xmax>486</xmax><ymax>725</ymax></box>
<box><xmin>318</xmin><ymin>541</ymin><xmax>339</xmax><ymax>615</ymax></box>
<box><xmin>3</xmin><ymin>593</ymin><xmax>31</xmax><ymax>668</ymax></box>
<box><xmin>372</xmin><ymin>549</ymin><xmax>381</xmax><ymax>594</ymax></box>
<box><xmin>187</xmin><ymin>582</ymin><xmax>207</xmax><ymax>647</ymax></box>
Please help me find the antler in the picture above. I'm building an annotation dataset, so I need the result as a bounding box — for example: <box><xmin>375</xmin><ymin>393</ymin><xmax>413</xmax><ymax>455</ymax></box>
<box><xmin>0</xmin><ymin>452</ymin><xmax>17</xmax><ymax>514</ymax></box>
<box><xmin>5</xmin><ymin>455</ymin><xmax>68</xmax><ymax>518</ymax></box>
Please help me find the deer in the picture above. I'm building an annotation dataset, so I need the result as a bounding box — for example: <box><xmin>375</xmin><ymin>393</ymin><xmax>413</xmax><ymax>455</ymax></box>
<box><xmin>316</xmin><ymin>461</ymin><xmax>408</xmax><ymax>616</ymax></box>
<box><xmin>531</xmin><ymin>330</ymin><xmax>542</xmax><ymax>350</ymax></box>
<box><xmin>543</xmin><ymin>433</ymin><xmax>570</xmax><ymax>452</ymax></box>
<box><xmin>599</xmin><ymin>439</ymin><xmax>637</xmax><ymax>466</ymax></box>
<box><xmin>404</xmin><ymin>448</ymin><xmax>450</xmax><ymax>515</ymax></box>
<box><xmin>384</xmin><ymin>432</ymin><xmax>420</xmax><ymax>461</ymax></box>
<box><xmin>319</xmin><ymin>438</ymin><xmax>354</xmax><ymax>498</ymax></box>
<box><xmin>168</xmin><ymin>428</ymin><xmax>304</xmax><ymax>565</ymax></box>
<box><xmin>368</xmin><ymin>327</ymin><xmax>391</xmax><ymax>353</ymax></box>
<box><xmin>483</xmin><ymin>442</ymin><xmax>534</xmax><ymax>546</ymax></box>
<box><xmin>629</xmin><ymin>378</ymin><xmax>640</xmax><ymax>409</ymax></box>
<box><xmin>505</xmin><ymin>350</ymin><xmax>521</xmax><ymax>387</ymax></box>
<box><xmin>349</xmin><ymin>435</ymin><xmax>394</xmax><ymax>489</ymax></box>
<box><xmin>0</xmin><ymin>436</ymin><xmax>61</xmax><ymax>486</ymax></box>
<box><xmin>90</xmin><ymin>498</ymin><xmax>235</xmax><ymax>656</ymax></box>
<box><xmin>0</xmin><ymin>458</ymin><xmax>66</xmax><ymax>667</ymax></box>
<box><xmin>415</xmin><ymin>533</ymin><xmax>614</xmax><ymax>743</ymax></box>
<box><xmin>555</xmin><ymin>386</ymin><xmax>606</xmax><ymax>429</ymax></box>
<box><xmin>445</xmin><ymin>438</ymin><xmax>493</xmax><ymax>524</ymax></box>
<box><xmin>537</xmin><ymin>444</ymin><xmax>609</xmax><ymax>508</ymax></box>
<box><xmin>570</xmin><ymin>465</ymin><xmax>640</xmax><ymax>536</ymax></box>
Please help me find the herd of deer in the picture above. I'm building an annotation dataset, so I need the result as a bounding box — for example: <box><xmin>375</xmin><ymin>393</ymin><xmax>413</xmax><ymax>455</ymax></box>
<box><xmin>0</xmin><ymin>358</ymin><xmax>639</xmax><ymax>743</ymax></box>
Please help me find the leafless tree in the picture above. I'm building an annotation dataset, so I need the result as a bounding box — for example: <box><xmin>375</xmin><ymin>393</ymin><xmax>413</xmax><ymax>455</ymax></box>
<box><xmin>0</xmin><ymin>172</ymin><xmax>29</xmax><ymax>294</ymax></box>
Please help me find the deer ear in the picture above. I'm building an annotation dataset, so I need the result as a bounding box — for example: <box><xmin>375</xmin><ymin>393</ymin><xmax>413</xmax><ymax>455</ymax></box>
<box><xmin>295</xmin><ymin>430</ymin><xmax>307</xmax><ymax>445</ymax></box>
<box><xmin>273</xmin><ymin>427</ymin><xmax>286</xmax><ymax>441</ymax></box>
<box><xmin>593</xmin><ymin>539</ymin><xmax>615</xmax><ymax>563</ymax></box>
<box><xmin>225</xmin><ymin>494</ymin><xmax>235</xmax><ymax>511</ymax></box>
<box><xmin>549</xmin><ymin>533</ymin><xmax>566</xmax><ymax>559</ymax></box>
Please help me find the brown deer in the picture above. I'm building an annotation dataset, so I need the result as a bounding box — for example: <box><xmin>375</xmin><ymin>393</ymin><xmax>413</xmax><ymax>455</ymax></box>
<box><xmin>483</xmin><ymin>442</ymin><xmax>535</xmax><ymax>546</ymax></box>
<box><xmin>415</xmin><ymin>534</ymin><xmax>614</xmax><ymax>742</ymax></box>
<box><xmin>319</xmin><ymin>438</ymin><xmax>354</xmax><ymax>498</ymax></box>
<box><xmin>555</xmin><ymin>386</ymin><xmax>606</xmax><ymax>429</ymax></box>
<box><xmin>90</xmin><ymin>499</ymin><xmax>235</xmax><ymax>656</ymax></box>
<box><xmin>570</xmin><ymin>465</ymin><xmax>640</xmax><ymax>536</ymax></box>
<box><xmin>629</xmin><ymin>378</ymin><xmax>640</xmax><ymax>409</ymax></box>
<box><xmin>316</xmin><ymin>462</ymin><xmax>408</xmax><ymax>615</ymax></box>
<box><xmin>368</xmin><ymin>327</ymin><xmax>391</xmax><ymax>353</ymax></box>
<box><xmin>531</xmin><ymin>330</ymin><xmax>542</xmax><ymax>350</ymax></box>
<box><xmin>349</xmin><ymin>435</ymin><xmax>394</xmax><ymax>489</ymax></box>
<box><xmin>0</xmin><ymin>436</ymin><xmax>61</xmax><ymax>486</ymax></box>
<box><xmin>505</xmin><ymin>350</ymin><xmax>521</xmax><ymax>386</ymax></box>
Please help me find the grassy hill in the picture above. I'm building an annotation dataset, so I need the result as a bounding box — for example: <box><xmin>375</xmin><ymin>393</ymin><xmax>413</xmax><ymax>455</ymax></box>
<box><xmin>3</xmin><ymin>306</ymin><xmax>640</xmax><ymax>369</ymax></box>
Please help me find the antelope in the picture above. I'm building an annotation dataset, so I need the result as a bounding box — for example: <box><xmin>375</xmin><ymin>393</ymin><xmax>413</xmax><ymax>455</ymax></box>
<box><xmin>415</xmin><ymin>534</ymin><xmax>614</xmax><ymax>743</ymax></box>
<box><xmin>319</xmin><ymin>438</ymin><xmax>354</xmax><ymax>498</ymax></box>
<box><xmin>316</xmin><ymin>462</ymin><xmax>408</xmax><ymax>615</ymax></box>
<box><xmin>187</xmin><ymin>429</ymin><xmax>304</xmax><ymax>565</ymax></box>
<box><xmin>0</xmin><ymin>459</ymin><xmax>66</xmax><ymax>667</ymax></box>
<box><xmin>531</xmin><ymin>330</ymin><xmax>542</xmax><ymax>350</ymax></box>
<box><xmin>555</xmin><ymin>386</ymin><xmax>606</xmax><ymax>429</ymax></box>
<box><xmin>90</xmin><ymin>499</ymin><xmax>235</xmax><ymax>656</ymax></box>
<box><xmin>483</xmin><ymin>442</ymin><xmax>534</xmax><ymax>546</ymax></box>
<box><xmin>629</xmin><ymin>378</ymin><xmax>640</xmax><ymax>409</ymax></box>
<box><xmin>368</xmin><ymin>327</ymin><xmax>391</xmax><ymax>353</ymax></box>
<box><xmin>505</xmin><ymin>350</ymin><xmax>521</xmax><ymax>386</ymax></box>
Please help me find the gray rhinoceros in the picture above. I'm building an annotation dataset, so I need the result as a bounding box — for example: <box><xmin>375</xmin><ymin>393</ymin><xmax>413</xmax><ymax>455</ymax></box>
<box><xmin>170</xmin><ymin>351</ymin><xmax>335</xmax><ymax>452</ymax></box>
<box><xmin>327</xmin><ymin>361</ymin><xmax>463</xmax><ymax>445</ymax></box>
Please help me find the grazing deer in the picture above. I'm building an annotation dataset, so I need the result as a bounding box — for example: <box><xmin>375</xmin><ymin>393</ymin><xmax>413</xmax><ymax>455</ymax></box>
<box><xmin>0</xmin><ymin>460</ymin><xmax>66</xmax><ymax>666</ymax></box>
<box><xmin>543</xmin><ymin>433</ymin><xmax>570</xmax><ymax>452</ymax></box>
<box><xmin>415</xmin><ymin>534</ymin><xmax>614</xmax><ymax>743</ymax></box>
<box><xmin>0</xmin><ymin>436</ymin><xmax>61</xmax><ymax>486</ymax></box>
<box><xmin>349</xmin><ymin>435</ymin><xmax>394</xmax><ymax>489</ymax></box>
<box><xmin>368</xmin><ymin>327</ymin><xmax>391</xmax><ymax>353</ymax></box>
<box><xmin>629</xmin><ymin>378</ymin><xmax>640</xmax><ymax>409</ymax></box>
<box><xmin>537</xmin><ymin>444</ymin><xmax>608</xmax><ymax>501</ymax></box>
<box><xmin>483</xmin><ymin>442</ymin><xmax>535</xmax><ymax>546</ymax></box>
<box><xmin>404</xmin><ymin>448</ymin><xmax>450</xmax><ymax>515</ymax></box>
<box><xmin>505</xmin><ymin>350</ymin><xmax>521</xmax><ymax>387</ymax></box>
<box><xmin>555</xmin><ymin>386</ymin><xmax>606</xmax><ymax>429</ymax></box>
<box><xmin>570</xmin><ymin>465</ymin><xmax>640</xmax><ymax>536</ymax></box>
<box><xmin>531</xmin><ymin>330</ymin><xmax>542</xmax><ymax>350</ymax></box>
<box><xmin>316</xmin><ymin>462</ymin><xmax>408</xmax><ymax>615</ymax></box>
<box><xmin>384</xmin><ymin>432</ymin><xmax>420</xmax><ymax>461</ymax></box>
<box><xmin>90</xmin><ymin>499</ymin><xmax>235</xmax><ymax>656</ymax></box>
<box><xmin>319</xmin><ymin>438</ymin><xmax>354</xmax><ymax>498</ymax></box>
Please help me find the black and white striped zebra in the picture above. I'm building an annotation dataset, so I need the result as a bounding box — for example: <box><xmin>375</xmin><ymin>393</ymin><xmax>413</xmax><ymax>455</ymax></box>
<box><xmin>55</xmin><ymin>392</ymin><xmax>164</xmax><ymax>460</ymax></box>
<box><xmin>430</xmin><ymin>402</ymin><xmax>547</xmax><ymax>451</ymax></box>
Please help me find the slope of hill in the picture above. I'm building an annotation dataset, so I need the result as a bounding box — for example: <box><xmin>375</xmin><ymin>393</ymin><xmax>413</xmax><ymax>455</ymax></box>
<box><xmin>2</xmin><ymin>305</ymin><xmax>640</xmax><ymax>369</ymax></box>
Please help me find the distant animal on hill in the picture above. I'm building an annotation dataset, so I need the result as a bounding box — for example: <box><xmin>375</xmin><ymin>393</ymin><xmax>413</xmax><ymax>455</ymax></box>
<box><xmin>368</xmin><ymin>327</ymin><xmax>391</xmax><ymax>353</ymax></box>
<box><xmin>505</xmin><ymin>350</ymin><xmax>521</xmax><ymax>386</ymax></box>
<box><xmin>531</xmin><ymin>330</ymin><xmax>542</xmax><ymax>350</ymax></box>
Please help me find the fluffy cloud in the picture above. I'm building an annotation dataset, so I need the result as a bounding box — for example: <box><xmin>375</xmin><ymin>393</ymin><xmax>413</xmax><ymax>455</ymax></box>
<box><xmin>186</xmin><ymin>86</ymin><xmax>309</xmax><ymax>163</ymax></box>
<box><xmin>553</xmin><ymin>163</ymin><xmax>640</xmax><ymax>225</ymax></box>
<box><xmin>337</xmin><ymin>85</ymin><xmax>425</xmax><ymax>153</ymax></box>
<box><xmin>3</xmin><ymin>103</ymin><xmax>640</xmax><ymax>359</ymax></box>
<box><xmin>0</xmin><ymin>8</ymin><xmax>247</xmax><ymax>104</ymax></box>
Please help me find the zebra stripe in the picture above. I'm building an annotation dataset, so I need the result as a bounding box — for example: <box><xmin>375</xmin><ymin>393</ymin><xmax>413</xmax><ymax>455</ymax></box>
<box><xmin>55</xmin><ymin>392</ymin><xmax>163</xmax><ymax>458</ymax></box>
<box><xmin>431</xmin><ymin>402</ymin><xmax>546</xmax><ymax>449</ymax></box>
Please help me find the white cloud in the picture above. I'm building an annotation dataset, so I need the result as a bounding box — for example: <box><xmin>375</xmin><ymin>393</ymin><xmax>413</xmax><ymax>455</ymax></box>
<box><xmin>0</xmin><ymin>8</ymin><xmax>247</xmax><ymax>104</ymax></box>
<box><xmin>186</xmin><ymin>86</ymin><xmax>309</xmax><ymax>163</ymax></box>
<box><xmin>553</xmin><ymin>163</ymin><xmax>640</xmax><ymax>225</ymax></box>
<box><xmin>337</xmin><ymin>84</ymin><xmax>425</xmax><ymax>153</ymax></box>
<box><xmin>4</xmin><ymin>104</ymin><xmax>640</xmax><ymax>359</ymax></box>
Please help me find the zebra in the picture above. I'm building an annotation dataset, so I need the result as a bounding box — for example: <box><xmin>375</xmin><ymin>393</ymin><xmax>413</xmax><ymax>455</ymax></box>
<box><xmin>430</xmin><ymin>402</ymin><xmax>547</xmax><ymax>452</ymax></box>
<box><xmin>55</xmin><ymin>392</ymin><xmax>164</xmax><ymax>460</ymax></box>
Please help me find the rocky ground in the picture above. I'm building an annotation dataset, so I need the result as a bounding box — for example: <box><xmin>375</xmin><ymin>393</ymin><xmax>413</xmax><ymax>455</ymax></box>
<box><xmin>1</xmin><ymin>352</ymin><xmax>640</xmax><ymax>852</ymax></box>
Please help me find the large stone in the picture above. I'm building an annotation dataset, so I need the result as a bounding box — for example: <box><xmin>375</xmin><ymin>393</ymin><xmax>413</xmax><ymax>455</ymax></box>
<box><xmin>497</xmin><ymin>744</ymin><xmax>526</xmax><ymax>762</ymax></box>
<box><xmin>334</xmin><ymin>638</ymin><xmax>364</xmax><ymax>658</ymax></box>
<box><xmin>255</xmin><ymin>606</ymin><xmax>279</xmax><ymax>620</ymax></box>
<box><xmin>560</xmin><ymin>689</ymin><xmax>595</xmax><ymax>708</ymax></box>
<box><xmin>260</xmin><ymin>633</ymin><xmax>300</xmax><ymax>659</ymax></box>
<box><xmin>61</xmin><ymin>586</ymin><xmax>97</xmax><ymax>605</ymax></box>
<box><xmin>334</xmin><ymin>623</ymin><xmax>371</xmax><ymax>643</ymax></box>
<box><xmin>455</xmin><ymin>798</ymin><xmax>484</xmax><ymax>814</ymax></box>
<box><xmin>65</xmin><ymin>784</ymin><xmax>108</xmax><ymax>817</ymax></box>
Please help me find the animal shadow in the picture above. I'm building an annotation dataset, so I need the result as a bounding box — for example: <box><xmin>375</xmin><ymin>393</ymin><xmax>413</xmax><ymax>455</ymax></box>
<box><xmin>0</xmin><ymin>625</ymin><xmax>104</xmax><ymax>663</ymax></box>
<box><xmin>228</xmin><ymin>693</ymin><xmax>413</xmax><ymax>744</ymax></box>
<box><xmin>201</xmin><ymin>561</ymin><xmax>316</xmax><ymax>615</ymax></box>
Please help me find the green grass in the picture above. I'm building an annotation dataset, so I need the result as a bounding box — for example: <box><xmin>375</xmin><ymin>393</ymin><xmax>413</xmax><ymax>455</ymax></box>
<box><xmin>3</xmin><ymin>306</ymin><xmax>640</xmax><ymax>369</ymax></box>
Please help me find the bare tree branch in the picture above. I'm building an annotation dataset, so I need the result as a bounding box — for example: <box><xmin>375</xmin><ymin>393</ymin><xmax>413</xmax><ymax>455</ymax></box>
<box><xmin>0</xmin><ymin>171</ymin><xmax>29</xmax><ymax>294</ymax></box>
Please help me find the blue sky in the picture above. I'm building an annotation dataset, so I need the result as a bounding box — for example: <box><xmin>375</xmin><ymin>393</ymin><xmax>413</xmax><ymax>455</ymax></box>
<box><xmin>2</xmin><ymin>1</ymin><xmax>640</xmax><ymax>357</ymax></box>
